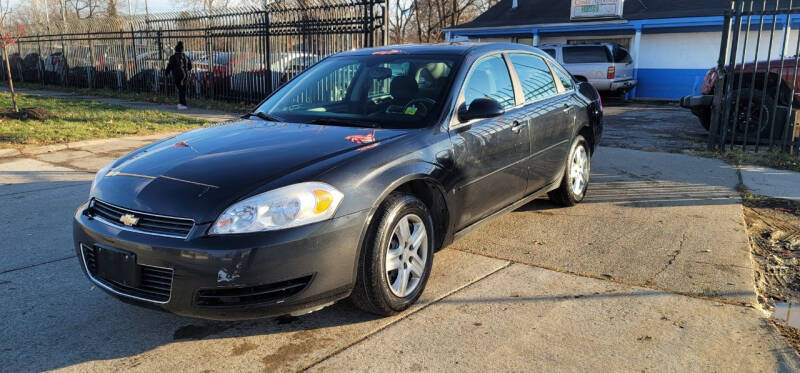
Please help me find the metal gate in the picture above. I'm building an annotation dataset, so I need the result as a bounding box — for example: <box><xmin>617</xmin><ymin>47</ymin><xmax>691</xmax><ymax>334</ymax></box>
<box><xmin>711</xmin><ymin>0</ymin><xmax>800</xmax><ymax>154</ymax></box>
<box><xmin>2</xmin><ymin>1</ymin><xmax>387</xmax><ymax>104</ymax></box>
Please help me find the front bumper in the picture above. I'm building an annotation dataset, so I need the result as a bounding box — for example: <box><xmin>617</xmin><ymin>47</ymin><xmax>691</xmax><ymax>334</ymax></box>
<box><xmin>73</xmin><ymin>201</ymin><xmax>368</xmax><ymax>320</ymax></box>
<box><xmin>680</xmin><ymin>94</ymin><xmax>713</xmax><ymax>109</ymax></box>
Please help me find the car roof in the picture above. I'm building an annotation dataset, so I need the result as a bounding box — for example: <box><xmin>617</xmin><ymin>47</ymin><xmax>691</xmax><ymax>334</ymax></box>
<box><xmin>335</xmin><ymin>42</ymin><xmax>541</xmax><ymax>57</ymax></box>
<box><xmin>540</xmin><ymin>43</ymin><xmax>617</xmax><ymax>48</ymax></box>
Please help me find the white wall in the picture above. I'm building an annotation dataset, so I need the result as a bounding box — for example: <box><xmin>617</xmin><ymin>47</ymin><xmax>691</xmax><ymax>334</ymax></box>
<box><xmin>732</xmin><ymin>28</ymin><xmax>800</xmax><ymax>65</ymax></box>
<box><xmin>638</xmin><ymin>29</ymin><xmax>800</xmax><ymax>70</ymax></box>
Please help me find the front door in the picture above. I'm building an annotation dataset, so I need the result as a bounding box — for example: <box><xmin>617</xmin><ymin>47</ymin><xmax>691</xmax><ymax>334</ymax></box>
<box><xmin>450</xmin><ymin>54</ymin><xmax>530</xmax><ymax>230</ymax></box>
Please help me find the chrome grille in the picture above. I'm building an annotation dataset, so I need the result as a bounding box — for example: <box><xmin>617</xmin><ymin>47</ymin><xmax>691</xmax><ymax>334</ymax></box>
<box><xmin>89</xmin><ymin>199</ymin><xmax>194</xmax><ymax>238</ymax></box>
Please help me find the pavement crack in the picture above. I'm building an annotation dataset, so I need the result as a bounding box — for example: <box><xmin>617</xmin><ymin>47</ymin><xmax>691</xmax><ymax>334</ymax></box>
<box><xmin>448</xmin><ymin>247</ymin><xmax>754</xmax><ymax>309</ymax></box>
<box><xmin>645</xmin><ymin>230</ymin><xmax>687</xmax><ymax>287</ymax></box>
<box><xmin>0</xmin><ymin>182</ymin><xmax>90</xmax><ymax>197</ymax></box>
<box><xmin>0</xmin><ymin>255</ymin><xmax>76</xmax><ymax>275</ymax></box>
<box><xmin>300</xmin><ymin>260</ymin><xmax>513</xmax><ymax>371</ymax></box>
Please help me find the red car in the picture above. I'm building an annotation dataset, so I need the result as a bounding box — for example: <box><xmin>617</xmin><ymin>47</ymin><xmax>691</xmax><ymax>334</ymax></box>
<box><xmin>681</xmin><ymin>59</ymin><xmax>799</xmax><ymax>138</ymax></box>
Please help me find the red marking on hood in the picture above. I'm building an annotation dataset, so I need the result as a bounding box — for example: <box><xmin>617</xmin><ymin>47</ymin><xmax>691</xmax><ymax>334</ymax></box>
<box><xmin>345</xmin><ymin>131</ymin><xmax>376</xmax><ymax>144</ymax></box>
<box><xmin>173</xmin><ymin>141</ymin><xmax>189</xmax><ymax>147</ymax></box>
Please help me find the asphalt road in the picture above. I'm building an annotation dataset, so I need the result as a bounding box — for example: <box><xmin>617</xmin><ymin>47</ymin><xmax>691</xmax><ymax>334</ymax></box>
<box><xmin>2</xmin><ymin>144</ymin><xmax>797</xmax><ymax>371</ymax></box>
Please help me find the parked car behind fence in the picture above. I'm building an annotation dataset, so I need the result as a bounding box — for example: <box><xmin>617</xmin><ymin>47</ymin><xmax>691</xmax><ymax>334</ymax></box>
<box><xmin>539</xmin><ymin>43</ymin><xmax>636</xmax><ymax>95</ymax></box>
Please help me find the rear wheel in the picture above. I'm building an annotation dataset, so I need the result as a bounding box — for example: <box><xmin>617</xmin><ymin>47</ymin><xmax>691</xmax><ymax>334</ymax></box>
<box><xmin>548</xmin><ymin>135</ymin><xmax>590</xmax><ymax>207</ymax></box>
<box><xmin>723</xmin><ymin>89</ymin><xmax>775</xmax><ymax>140</ymax></box>
<box><xmin>350</xmin><ymin>193</ymin><xmax>434</xmax><ymax>316</ymax></box>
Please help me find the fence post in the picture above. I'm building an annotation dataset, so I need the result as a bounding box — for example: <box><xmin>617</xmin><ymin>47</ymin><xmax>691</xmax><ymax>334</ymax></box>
<box><xmin>708</xmin><ymin>9</ymin><xmax>733</xmax><ymax>151</ymax></box>
<box><xmin>205</xmin><ymin>28</ymin><xmax>214</xmax><ymax>99</ymax></box>
<box><xmin>60</xmin><ymin>30</ymin><xmax>66</xmax><ymax>87</ymax></box>
<box><xmin>264</xmin><ymin>9</ymin><xmax>273</xmax><ymax>95</ymax></box>
<box><xmin>36</xmin><ymin>35</ymin><xmax>44</xmax><ymax>87</ymax></box>
<box><xmin>15</xmin><ymin>42</ymin><xmax>23</xmax><ymax>83</ymax></box>
<box><xmin>130</xmin><ymin>25</ymin><xmax>138</xmax><ymax>92</ymax></box>
<box><xmin>718</xmin><ymin>0</ymin><xmax>744</xmax><ymax>152</ymax></box>
<box><xmin>88</xmin><ymin>32</ymin><xmax>95</xmax><ymax>89</ymax></box>
<box><xmin>120</xmin><ymin>30</ymin><xmax>129</xmax><ymax>90</ymax></box>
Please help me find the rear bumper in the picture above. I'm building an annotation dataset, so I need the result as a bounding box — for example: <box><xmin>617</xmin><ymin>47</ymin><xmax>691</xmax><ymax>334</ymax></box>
<box><xmin>73</xmin><ymin>201</ymin><xmax>368</xmax><ymax>320</ymax></box>
<box><xmin>610</xmin><ymin>79</ymin><xmax>637</xmax><ymax>92</ymax></box>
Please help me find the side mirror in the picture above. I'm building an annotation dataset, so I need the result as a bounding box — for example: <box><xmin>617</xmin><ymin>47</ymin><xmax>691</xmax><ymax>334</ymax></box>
<box><xmin>457</xmin><ymin>98</ymin><xmax>505</xmax><ymax>122</ymax></box>
<box><xmin>577</xmin><ymin>81</ymin><xmax>598</xmax><ymax>100</ymax></box>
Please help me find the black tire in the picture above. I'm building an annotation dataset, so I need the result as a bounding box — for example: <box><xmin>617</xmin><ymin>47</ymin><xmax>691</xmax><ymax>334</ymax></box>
<box><xmin>350</xmin><ymin>193</ymin><xmax>435</xmax><ymax>316</ymax></box>
<box><xmin>723</xmin><ymin>89</ymin><xmax>776</xmax><ymax>140</ymax></box>
<box><xmin>548</xmin><ymin>135</ymin><xmax>591</xmax><ymax>207</ymax></box>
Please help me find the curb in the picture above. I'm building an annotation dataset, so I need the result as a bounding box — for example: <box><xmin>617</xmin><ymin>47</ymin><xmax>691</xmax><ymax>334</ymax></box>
<box><xmin>0</xmin><ymin>148</ymin><xmax>20</xmax><ymax>158</ymax></box>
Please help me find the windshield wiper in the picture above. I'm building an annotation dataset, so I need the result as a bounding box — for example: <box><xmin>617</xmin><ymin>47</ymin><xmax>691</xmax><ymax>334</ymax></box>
<box><xmin>307</xmin><ymin>118</ymin><xmax>379</xmax><ymax>128</ymax></box>
<box><xmin>243</xmin><ymin>112</ymin><xmax>284</xmax><ymax>122</ymax></box>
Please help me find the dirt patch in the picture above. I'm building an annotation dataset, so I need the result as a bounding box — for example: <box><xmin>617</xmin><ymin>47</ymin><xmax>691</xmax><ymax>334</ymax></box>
<box><xmin>742</xmin><ymin>195</ymin><xmax>800</xmax><ymax>353</ymax></box>
<box><xmin>0</xmin><ymin>107</ymin><xmax>53</xmax><ymax>121</ymax></box>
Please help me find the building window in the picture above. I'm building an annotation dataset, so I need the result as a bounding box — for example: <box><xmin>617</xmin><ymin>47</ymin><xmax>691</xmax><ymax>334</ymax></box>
<box><xmin>515</xmin><ymin>37</ymin><xmax>534</xmax><ymax>46</ymax></box>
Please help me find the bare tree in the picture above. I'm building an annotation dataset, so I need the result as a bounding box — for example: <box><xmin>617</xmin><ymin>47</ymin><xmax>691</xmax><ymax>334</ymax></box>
<box><xmin>403</xmin><ymin>0</ymin><xmax>482</xmax><ymax>43</ymax></box>
<box><xmin>0</xmin><ymin>1</ymin><xmax>23</xmax><ymax>113</ymax></box>
<box><xmin>178</xmin><ymin>0</ymin><xmax>235</xmax><ymax>10</ymax></box>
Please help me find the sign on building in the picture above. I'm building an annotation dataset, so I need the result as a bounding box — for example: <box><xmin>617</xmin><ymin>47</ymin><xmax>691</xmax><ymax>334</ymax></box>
<box><xmin>570</xmin><ymin>0</ymin><xmax>624</xmax><ymax>20</ymax></box>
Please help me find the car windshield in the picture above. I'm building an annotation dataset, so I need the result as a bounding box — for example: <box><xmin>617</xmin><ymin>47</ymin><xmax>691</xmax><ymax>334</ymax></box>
<box><xmin>255</xmin><ymin>54</ymin><xmax>461</xmax><ymax>129</ymax></box>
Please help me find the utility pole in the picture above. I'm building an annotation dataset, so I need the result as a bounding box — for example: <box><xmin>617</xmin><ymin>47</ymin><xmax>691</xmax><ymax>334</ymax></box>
<box><xmin>60</xmin><ymin>0</ymin><xmax>67</xmax><ymax>23</ymax></box>
<box><xmin>128</xmin><ymin>0</ymin><xmax>133</xmax><ymax>15</ymax></box>
<box><xmin>144</xmin><ymin>0</ymin><xmax>149</xmax><ymax>17</ymax></box>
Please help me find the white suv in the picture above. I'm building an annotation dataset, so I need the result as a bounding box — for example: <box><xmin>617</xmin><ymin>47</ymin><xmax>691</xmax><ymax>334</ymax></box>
<box><xmin>539</xmin><ymin>43</ymin><xmax>636</xmax><ymax>94</ymax></box>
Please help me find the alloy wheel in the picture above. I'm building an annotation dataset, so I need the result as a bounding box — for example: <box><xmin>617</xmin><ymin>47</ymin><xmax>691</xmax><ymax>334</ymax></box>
<box><xmin>385</xmin><ymin>214</ymin><xmax>428</xmax><ymax>298</ymax></box>
<box><xmin>570</xmin><ymin>145</ymin><xmax>589</xmax><ymax>196</ymax></box>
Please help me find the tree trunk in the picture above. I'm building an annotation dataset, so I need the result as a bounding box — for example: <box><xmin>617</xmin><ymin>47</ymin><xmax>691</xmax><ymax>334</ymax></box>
<box><xmin>2</xmin><ymin>46</ymin><xmax>18</xmax><ymax>113</ymax></box>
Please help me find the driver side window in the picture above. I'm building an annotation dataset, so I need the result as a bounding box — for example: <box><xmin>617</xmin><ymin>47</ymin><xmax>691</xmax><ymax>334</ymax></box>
<box><xmin>463</xmin><ymin>55</ymin><xmax>515</xmax><ymax>110</ymax></box>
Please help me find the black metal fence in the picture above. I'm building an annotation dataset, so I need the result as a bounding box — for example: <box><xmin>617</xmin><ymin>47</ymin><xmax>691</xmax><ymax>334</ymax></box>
<box><xmin>711</xmin><ymin>0</ymin><xmax>800</xmax><ymax>154</ymax></box>
<box><xmin>0</xmin><ymin>1</ymin><xmax>387</xmax><ymax>104</ymax></box>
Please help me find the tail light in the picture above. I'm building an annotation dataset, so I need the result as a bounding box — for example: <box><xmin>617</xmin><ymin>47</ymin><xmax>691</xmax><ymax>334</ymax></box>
<box><xmin>606</xmin><ymin>66</ymin><xmax>615</xmax><ymax>79</ymax></box>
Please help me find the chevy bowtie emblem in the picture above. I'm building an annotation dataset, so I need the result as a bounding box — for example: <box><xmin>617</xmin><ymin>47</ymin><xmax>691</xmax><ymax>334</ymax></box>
<box><xmin>119</xmin><ymin>214</ymin><xmax>139</xmax><ymax>226</ymax></box>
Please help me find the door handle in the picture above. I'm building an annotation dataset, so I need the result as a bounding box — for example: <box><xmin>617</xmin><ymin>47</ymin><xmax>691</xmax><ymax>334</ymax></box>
<box><xmin>510</xmin><ymin>120</ymin><xmax>525</xmax><ymax>134</ymax></box>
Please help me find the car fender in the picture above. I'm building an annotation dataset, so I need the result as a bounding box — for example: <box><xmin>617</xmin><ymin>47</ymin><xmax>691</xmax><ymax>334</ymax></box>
<box><xmin>344</xmin><ymin>161</ymin><xmax>451</xmax><ymax>285</ymax></box>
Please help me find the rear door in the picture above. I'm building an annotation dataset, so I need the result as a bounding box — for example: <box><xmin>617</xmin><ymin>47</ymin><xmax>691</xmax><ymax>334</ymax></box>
<box><xmin>561</xmin><ymin>45</ymin><xmax>612</xmax><ymax>85</ymax></box>
<box><xmin>450</xmin><ymin>53</ymin><xmax>530</xmax><ymax>229</ymax></box>
<box><xmin>507</xmin><ymin>53</ymin><xmax>575</xmax><ymax>191</ymax></box>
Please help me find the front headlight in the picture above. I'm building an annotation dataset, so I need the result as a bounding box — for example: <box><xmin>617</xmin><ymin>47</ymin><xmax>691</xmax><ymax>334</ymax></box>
<box><xmin>210</xmin><ymin>182</ymin><xmax>344</xmax><ymax>234</ymax></box>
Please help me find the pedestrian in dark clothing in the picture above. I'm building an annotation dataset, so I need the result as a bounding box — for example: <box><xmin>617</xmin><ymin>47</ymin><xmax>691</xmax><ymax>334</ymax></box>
<box><xmin>166</xmin><ymin>41</ymin><xmax>192</xmax><ymax>110</ymax></box>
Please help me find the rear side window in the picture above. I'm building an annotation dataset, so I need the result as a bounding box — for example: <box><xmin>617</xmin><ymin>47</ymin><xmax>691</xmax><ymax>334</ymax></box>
<box><xmin>613</xmin><ymin>46</ymin><xmax>632</xmax><ymax>63</ymax></box>
<box><xmin>508</xmin><ymin>53</ymin><xmax>557</xmax><ymax>101</ymax></box>
<box><xmin>552</xmin><ymin>64</ymin><xmax>574</xmax><ymax>91</ymax></box>
<box><xmin>562</xmin><ymin>46</ymin><xmax>611</xmax><ymax>63</ymax></box>
<box><xmin>463</xmin><ymin>55</ymin><xmax>516</xmax><ymax>109</ymax></box>
<box><xmin>540</xmin><ymin>48</ymin><xmax>557</xmax><ymax>58</ymax></box>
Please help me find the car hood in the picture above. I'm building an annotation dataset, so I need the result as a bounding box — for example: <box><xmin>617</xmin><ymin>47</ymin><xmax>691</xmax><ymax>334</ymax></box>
<box><xmin>92</xmin><ymin>119</ymin><xmax>409</xmax><ymax>222</ymax></box>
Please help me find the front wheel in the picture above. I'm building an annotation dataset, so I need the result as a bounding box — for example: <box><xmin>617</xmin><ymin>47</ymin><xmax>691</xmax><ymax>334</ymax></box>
<box><xmin>548</xmin><ymin>135</ymin><xmax>591</xmax><ymax>206</ymax></box>
<box><xmin>350</xmin><ymin>193</ymin><xmax>434</xmax><ymax>316</ymax></box>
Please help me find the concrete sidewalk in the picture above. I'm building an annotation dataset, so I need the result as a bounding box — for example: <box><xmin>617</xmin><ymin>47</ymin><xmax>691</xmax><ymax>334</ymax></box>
<box><xmin>739</xmin><ymin>164</ymin><xmax>800</xmax><ymax>201</ymax></box>
<box><xmin>2</xmin><ymin>146</ymin><xmax>798</xmax><ymax>371</ymax></box>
